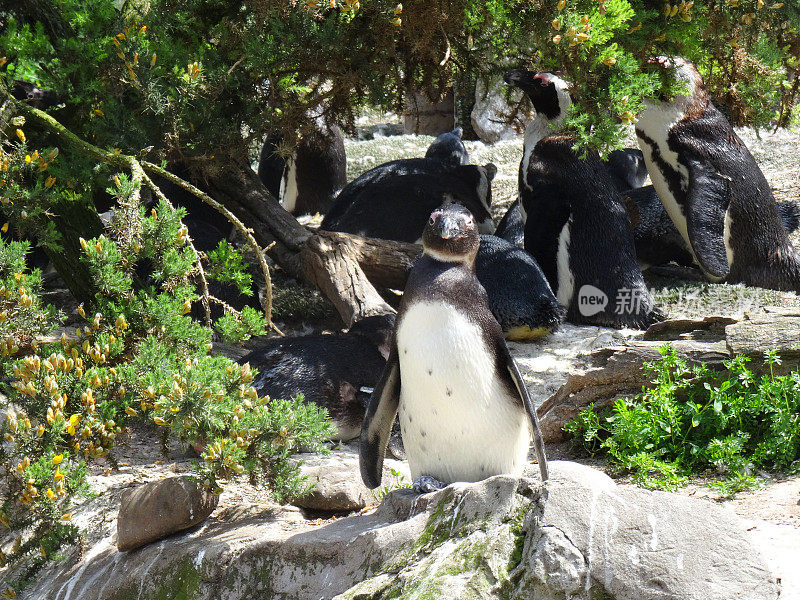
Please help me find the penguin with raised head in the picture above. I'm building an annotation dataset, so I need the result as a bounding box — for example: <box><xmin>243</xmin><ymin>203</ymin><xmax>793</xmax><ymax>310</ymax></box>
<box><xmin>424</xmin><ymin>126</ymin><xmax>470</xmax><ymax>168</ymax></box>
<box><xmin>506</xmin><ymin>69</ymin><xmax>663</xmax><ymax>328</ymax></box>
<box><xmin>360</xmin><ymin>204</ymin><xmax>549</xmax><ymax>492</ymax></box>
<box><xmin>321</xmin><ymin>163</ymin><xmax>497</xmax><ymax>243</ymax></box>
<box><xmin>258</xmin><ymin>124</ymin><xmax>346</xmax><ymax>216</ymax></box>
<box><xmin>475</xmin><ymin>234</ymin><xmax>564</xmax><ymax>340</ymax></box>
<box><xmin>635</xmin><ymin>57</ymin><xmax>800</xmax><ymax>291</ymax></box>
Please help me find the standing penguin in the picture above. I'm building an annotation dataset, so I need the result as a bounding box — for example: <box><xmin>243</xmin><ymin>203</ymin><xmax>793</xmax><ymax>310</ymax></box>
<box><xmin>258</xmin><ymin>124</ymin><xmax>346</xmax><ymax>216</ymax></box>
<box><xmin>506</xmin><ymin>70</ymin><xmax>663</xmax><ymax>328</ymax></box>
<box><xmin>636</xmin><ymin>57</ymin><xmax>800</xmax><ymax>291</ymax></box>
<box><xmin>360</xmin><ymin>204</ymin><xmax>548</xmax><ymax>492</ymax></box>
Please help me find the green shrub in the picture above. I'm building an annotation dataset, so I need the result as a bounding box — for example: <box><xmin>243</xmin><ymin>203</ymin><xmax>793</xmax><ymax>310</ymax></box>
<box><xmin>565</xmin><ymin>347</ymin><xmax>800</xmax><ymax>492</ymax></box>
<box><xmin>0</xmin><ymin>150</ymin><xmax>334</xmax><ymax>584</ymax></box>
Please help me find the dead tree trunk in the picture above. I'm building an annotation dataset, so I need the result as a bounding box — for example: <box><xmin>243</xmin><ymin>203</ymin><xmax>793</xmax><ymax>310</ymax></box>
<box><xmin>200</xmin><ymin>160</ymin><xmax>420</xmax><ymax>326</ymax></box>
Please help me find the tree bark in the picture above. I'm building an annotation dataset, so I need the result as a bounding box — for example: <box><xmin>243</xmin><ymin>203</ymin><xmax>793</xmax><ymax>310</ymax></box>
<box><xmin>201</xmin><ymin>160</ymin><xmax>420</xmax><ymax>326</ymax></box>
<box><xmin>8</xmin><ymin>96</ymin><xmax>421</xmax><ymax>326</ymax></box>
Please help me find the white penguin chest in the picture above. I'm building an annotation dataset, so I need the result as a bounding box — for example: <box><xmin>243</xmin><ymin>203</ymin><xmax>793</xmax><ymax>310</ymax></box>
<box><xmin>280</xmin><ymin>152</ymin><xmax>299</xmax><ymax>214</ymax></box>
<box><xmin>636</xmin><ymin>105</ymin><xmax>691</xmax><ymax>239</ymax></box>
<box><xmin>395</xmin><ymin>301</ymin><xmax>530</xmax><ymax>484</ymax></box>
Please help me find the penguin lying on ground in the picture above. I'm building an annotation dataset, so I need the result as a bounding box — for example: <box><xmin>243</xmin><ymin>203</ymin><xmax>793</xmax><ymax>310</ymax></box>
<box><xmin>496</xmin><ymin>150</ymin><xmax>649</xmax><ymax>248</ymax></box>
<box><xmin>258</xmin><ymin>124</ymin><xmax>347</xmax><ymax>216</ymax></box>
<box><xmin>475</xmin><ymin>234</ymin><xmax>564</xmax><ymax>340</ymax></box>
<box><xmin>636</xmin><ymin>57</ymin><xmax>800</xmax><ymax>291</ymax></box>
<box><xmin>360</xmin><ymin>203</ymin><xmax>548</xmax><ymax>492</ymax></box>
<box><xmin>321</xmin><ymin>163</ymin><xmax>498</xmax><ymax>242</ymax></box>
<box><xmin>240</xmin><ymin>314</ymin><xmax>398</xmax><ymax>445</ymax></box>
<box><xmin>321</xmin><ymin>127</ymin><xmax>470</xmax><ymax>228</ymax></box>
<box><xmin>506</xmin><ymin>69</ymin><xmax>664</xmax><ymax>328</ymax></box>
<box><xmin>625</xmin><ymin>185</ymin><xmax>800</xmax><ymax>270</ymax></box>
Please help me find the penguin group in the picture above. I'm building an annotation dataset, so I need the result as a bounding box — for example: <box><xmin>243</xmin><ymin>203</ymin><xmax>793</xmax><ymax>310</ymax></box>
<box><xmin>237</xmin><ymin>56</ymin><xmax>799</xmax><ymax>494</ymax></box>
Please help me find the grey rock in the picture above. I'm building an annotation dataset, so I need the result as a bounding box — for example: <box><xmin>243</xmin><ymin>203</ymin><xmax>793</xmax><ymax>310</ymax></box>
<box><xmin>471</xmin><ymin>76</ymin><xmax>525</xmax><ymax>143</ymax></box>
<box><xmin>404</xmin><ymin>90</ymin><xmax>455</xmax><ymax>136</ymax></box>
<box><xmin>292</xmin><ymin>447</ymin><xmax>411</xmax><ymax>512</ymax></box>
<box><xmin>28</xmin><ymin>462</ymin><xmax>778</xmax><ymax>600</ymax></box>
<box><xmin>116</xmin><ymin>475</ymin><xmax>218</xmax><ymax>551</ymax></box>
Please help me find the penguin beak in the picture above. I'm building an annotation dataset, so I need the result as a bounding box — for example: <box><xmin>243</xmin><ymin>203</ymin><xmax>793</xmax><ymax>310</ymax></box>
<box><xmin>433</xmin><ymin>214</ymin><xmax>464</xmax><ymax>240</ymax></box>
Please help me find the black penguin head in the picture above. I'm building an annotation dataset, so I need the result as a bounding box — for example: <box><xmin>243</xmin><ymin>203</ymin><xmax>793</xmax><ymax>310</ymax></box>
<box><xmin>504</xmin><ymin>70</ymin><xmax>571</xmax><ymax>122</ymax></box>
<box><xmin>425</xmin><ymin>127</ymin><xmax>469</xmax><ymax>168</ymax></box>
<box><xmin>422</xmin><ymin>203</ymin><xmax>480</xmax><ymax>265</ymax></box>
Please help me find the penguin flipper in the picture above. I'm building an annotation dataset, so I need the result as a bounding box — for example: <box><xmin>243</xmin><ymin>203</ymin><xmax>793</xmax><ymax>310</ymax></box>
<box><xmin>683</xmin><ymin>155</ymin><xmax>731</xmax><ymax>281</ymax></box>
<box><xmin>498</xmin><ymin>343</ymin><xmax>549</xmax><ymax>481</ymax></box>
<box><xmin>359</xmin><ymin>346</ymin><xmax>401</xmax><ymax>489</ymax></box>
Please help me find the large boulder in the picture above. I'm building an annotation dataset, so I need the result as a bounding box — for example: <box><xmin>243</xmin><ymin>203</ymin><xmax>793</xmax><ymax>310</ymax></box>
<box><xmin>471</xmin><ymin>76</ymin><xmax>526</xmax><ymax>143</ymax></box>
<box><xmin>116</xmin><ymin>475</ymin><xmax>219</xmax><ymax>551</ymax></box>
<box><xmin>27</xmin><ymin>462</ymin><xmax>779</xmax><ymax>600</ymax></box>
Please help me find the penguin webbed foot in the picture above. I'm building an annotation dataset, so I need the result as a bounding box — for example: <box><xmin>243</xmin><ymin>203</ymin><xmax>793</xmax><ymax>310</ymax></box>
<box><xmin>412</xmin><ymin>475</ymin><xmax>447</xmax><ymax>494</ymax></box>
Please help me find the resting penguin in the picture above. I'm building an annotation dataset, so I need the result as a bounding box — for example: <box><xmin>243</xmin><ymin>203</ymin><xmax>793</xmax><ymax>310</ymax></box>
<box><xmin>322</xmin><ymin>130</ymin><xmax>471</xmax><ymax>228</ymax></box>
<box><xmin>257</xmin><ymin>124</ymin><xmax>346</xmax><ymax>216</ymax></box>
<box><xmin>321</xmin><ymin>163</ymin><xmax>497</xmax><ymax>243</ymax></box>
<box><xmin>605</xmin><ymin>148</ymin><xmax>649</xmax><ymax>192</ymax></box>
<box><xmin>424</xmin><ymin>127</ymin><xmax>470</xmax><ymax>168</ymax></box>
<box><xmin>240</xmin><ymin>314</ymin><xmax>395</xmax><ymax>443</ymax></box>
<box><xmin>506</xmin><ymin>70</ymin><xmax>663</xmax><ymax>328</ymax></box>
<box><xmin>626</xmin><ymin>185</ymin><xmax>800</xmax><ymax>270</ymax></box>
<box><xmin>635</xmin><ymin>57</ymin><xmax>800</xmax><ymax>291</ymax></box>
<box><xmin>360</xmin><ymin>203</ymin><xmax>548</xmax><ymax>492</ymax></box>
<box><xmin>475</xmin><ymin>234</ymin><xmax>564</xmax><ymax>340</ymax></box>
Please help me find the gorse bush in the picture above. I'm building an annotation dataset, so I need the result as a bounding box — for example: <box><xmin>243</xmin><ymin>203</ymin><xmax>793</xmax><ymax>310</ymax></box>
<box><xmin>0</xmin><ymin>134</ymin><xmax>334</xmax><ymax>584</ymax></box>
<box><xmin>566</xmin><ymin>346</ymin><xmax>800</xmax><ymax>492</ymax></box>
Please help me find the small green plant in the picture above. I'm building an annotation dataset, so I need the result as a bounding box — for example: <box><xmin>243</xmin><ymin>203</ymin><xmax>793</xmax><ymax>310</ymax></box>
<box><xmin>565</xmin><ymin>346</ymin><xmax>800</xmax><ymax>492</ymax></box>
<box><xmin>371</xmin><ymin>467</ymin><xmax>411</xmax><ymax>503</ymax></box>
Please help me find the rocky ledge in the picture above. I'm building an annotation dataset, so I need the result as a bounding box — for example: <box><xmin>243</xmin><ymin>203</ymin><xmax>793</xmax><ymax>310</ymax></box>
<box><xmin>29</xmin><ymin>461</ymin><xmax>777</xmax><ymax>600</ymax></box>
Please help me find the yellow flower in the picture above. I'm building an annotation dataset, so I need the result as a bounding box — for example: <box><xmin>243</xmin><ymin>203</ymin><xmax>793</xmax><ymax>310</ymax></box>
<box><xmin>557</xmin><ymin>0</ymin><xmax>566</xmax><ymax>10</ymax></box>
<box><xmin>125</xmin><ymin>406</ymin><xmax>138</xmax><ymax>416</ymax></box>
<box><xmin>52</xmin><ymin>454</ymin><xmax>63</xmax><ymax>465</ymax></box>
<box><xmin>60</xmin><ymin>512</ymin><xmax>72</xmax><ymax>521</ymax></box>
<box><xmin>15</xmin><ymin>129</ymin><xmax>25</xmax><ymax>142</ymax></box>
<box><xmin>391</xmin><ymin>16</ymin><xmax>402</xmax><ymax>26</ymax></box>
<box><xmin>45</xmin><ymin>176</ymin><xmax>56</xmax><ymax>188</ymax></box>
<box><xmin>24</xmin><ymin>155</ymin><xmax>32</xmax><ymax>163</ymax></box>
<box><xmin>46</xmin><ymin>488</ymin><xmax>56</xmax><ymax>500</ymax></box>
<box><xmin>602</xmin><ymin>56</ymin><xmax>617</xmax><ymax>66</ymax></box>
<box><xmin>551</xmin><ymin>18</ymin><xmax>561</xmax><ymax>30</ymax></box>
<box><xmin>1</xmin><ymin>223</ymin><xmax>7</xmax><ymax>233</ymax></box>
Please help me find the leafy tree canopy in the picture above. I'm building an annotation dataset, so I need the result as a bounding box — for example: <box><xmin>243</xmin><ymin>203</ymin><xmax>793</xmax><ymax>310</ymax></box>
<box><xmin>2</xmin><ymin>0</ymin><xmax>798</xmax><ymax>158</ymax></box>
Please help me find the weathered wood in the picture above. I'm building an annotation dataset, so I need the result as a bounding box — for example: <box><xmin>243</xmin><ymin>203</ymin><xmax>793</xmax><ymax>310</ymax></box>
<box><xmin>300</xmin><ymin>233</ymin><xmax>396</xmax><ymax>326</ymax></box>
<box><xmin>725</xmin><ymin>314</ymin><xmax>800</xmax><ymax>374</ymax></box>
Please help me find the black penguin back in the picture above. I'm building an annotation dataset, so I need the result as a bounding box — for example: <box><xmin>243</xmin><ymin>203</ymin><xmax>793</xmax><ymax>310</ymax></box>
<box><xmin>494</xmin><ymin>199</ymin><xmax>526</xmax><ymax>247</ymax></box>
<box><xmin>524</xmin><ymin>137</ymin><xmax>664</xmax><ymax>329</ymax></box>
<box><xmin>475</xmin><ymin>235</ymin><xmax>563</xmax><ymax>339</ymax></box>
